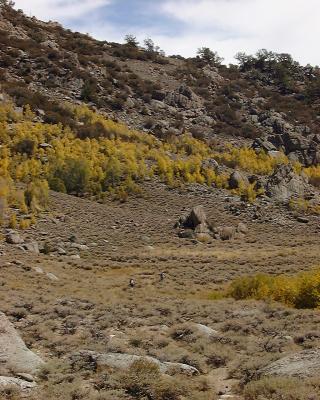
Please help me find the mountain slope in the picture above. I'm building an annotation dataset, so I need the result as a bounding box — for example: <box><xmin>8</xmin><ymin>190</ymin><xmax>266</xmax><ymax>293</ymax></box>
<box><xmin>0</xmin><ymin>3</ymin><xmax>320</xmax><ymax>167</ymax></box>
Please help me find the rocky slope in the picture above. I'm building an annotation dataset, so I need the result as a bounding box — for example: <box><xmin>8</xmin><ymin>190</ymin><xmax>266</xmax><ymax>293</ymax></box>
<box><xmin>0</xmin><ymin>3</ymin><xmax>320</xmax><ymax>166</ymax></box>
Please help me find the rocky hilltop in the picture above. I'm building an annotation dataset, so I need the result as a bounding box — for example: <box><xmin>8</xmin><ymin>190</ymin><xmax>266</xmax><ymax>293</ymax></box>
<box><xmin>0</xmin><ymin>2</ymin><xmax>320</xmax><ymax>166</ymax></box>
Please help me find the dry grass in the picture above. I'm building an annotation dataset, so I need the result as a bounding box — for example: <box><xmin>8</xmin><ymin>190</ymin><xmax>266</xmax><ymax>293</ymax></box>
<box><xmin>0</xmin><ymin>183</ymin><xmax>319</xmax><ymax>399</ymax></box>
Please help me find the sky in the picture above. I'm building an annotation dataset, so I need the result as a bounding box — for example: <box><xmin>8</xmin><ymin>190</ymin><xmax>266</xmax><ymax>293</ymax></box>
<box><xmin>13</xmin><ymin>0</ymin><xmax>320</xmax><ymax>66</ymax></box>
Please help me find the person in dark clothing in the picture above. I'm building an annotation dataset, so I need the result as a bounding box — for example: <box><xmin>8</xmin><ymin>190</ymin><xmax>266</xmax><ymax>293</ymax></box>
<box><xmin>129</xmin><ymin>278</ymin><xmax>135</xmax><ymax>288</ymax></box>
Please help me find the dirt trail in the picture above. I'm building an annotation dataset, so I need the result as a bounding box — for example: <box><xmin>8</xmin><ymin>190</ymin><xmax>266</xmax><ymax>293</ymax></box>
<box><xmin>208</xmin><ymin>368</ymin><xmax>242</xmax><ymax>400</ymax></box>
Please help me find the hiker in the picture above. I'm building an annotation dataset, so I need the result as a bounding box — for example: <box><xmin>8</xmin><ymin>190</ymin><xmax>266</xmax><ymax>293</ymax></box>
<box><xmin>160</xmin><ymin>272</ymin><xmax>165</xmax><ymax>281</ymax></box>
<box><xmin>129</xmin><ymin>278</ymin><xmax>135</xmax><ymax>288</ymax></box>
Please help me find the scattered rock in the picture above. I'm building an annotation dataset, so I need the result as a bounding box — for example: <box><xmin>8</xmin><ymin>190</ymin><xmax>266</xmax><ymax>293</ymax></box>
<box><xmin>165</xmin><ymin>84</ymin><xmax>202</xmax><ymax>109</ymax></box>
<box><xmin>202</xmin><ymin>158</ymin><xmax>219</xmax><ymax>172</ymax></box>
<box><xmin>253</xmin><ymin>138</ymin><xmax>277</xmax><ymax>153</ymax></box>
<box><xmin>57</xmin><ymin>247</ymin><xmax>67</xmax><ymax>255</ymax></box>
<box><xmin>22</xmin><ymin>241</ymin><xmax>39</xmax><ymax>254</ymax></box>
<box><xmin>296</xmin><ymin>216</ymin><xmax>309</xmax><ymax>223</ymax></box>
<box><xmin>33</xmin><ymin>266</ymin><xmax>44</xmax><ymax>274</ymax></box>
<box><xmin>46</xmin><ymin>273</ymin><xmax>59</xmax><ymax>281</ymax></box>
<box><xmin>141</xmin><ymin>235</ymin><xmax>152</xmax><ymax>244</ymax></box>
<box><xmin>16</xmin><ymin>373</ymin><xmax>35</xmax><ymax>382</ymax></box>
<box><xmin>194</xmin><ymin>323</ymin><xmax>219</xmax><ymax>338</ymax></box>
<box><xmin>237</xmin><ymin>222</ymin><xmax>248</xmax><ymax>234</ymax></box>
<box><xmin>70</xmin><ymin>243</ymin><xmax>89</xmax><ymax>251</ymax></box>
<box><xmin>218</xmin><ymin>226</ymin><xmax>236</xmax><ymax>241</ymax></box>
<box><xmin>5</xmin><ymin>232</ymin><xmax>24</xmax><ymax>245</ymax></box>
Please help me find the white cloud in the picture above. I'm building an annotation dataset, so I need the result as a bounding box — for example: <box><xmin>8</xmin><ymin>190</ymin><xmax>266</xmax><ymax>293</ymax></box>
<box><xmin>159</xmin><ymin>0</ymin><xmax>320</xmax><ymax>65</ymax></box>
<box><xmin>14</xmin><ymin>0</ymin><xmax>111</xmax><ymax>21</ymax></box>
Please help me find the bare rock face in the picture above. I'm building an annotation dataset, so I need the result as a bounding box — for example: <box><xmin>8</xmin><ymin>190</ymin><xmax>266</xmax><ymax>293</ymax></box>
<box><xmin>71</xmin><ymin>351</ymin><xmax>199</xmax><ymax>376</ymax></box>
<box><xmin>0</xmin><ymin>312</ymin><xmax>44</xmax><ymax>376</ymax></box>
<box><xmin>260</xmin><ymin>349</ymin><xmax>320</xmax><ymax>378</ymax></box>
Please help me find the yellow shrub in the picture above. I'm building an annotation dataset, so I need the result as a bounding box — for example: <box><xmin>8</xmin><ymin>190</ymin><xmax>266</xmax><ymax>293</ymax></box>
<box><xmin>232</xmin><ymin>182</ymin><xmax>264</xmax><ymax>203</ymax></box>
<box><xmin>289</xmin><ymin>198</ymin><xmax>320</xmax><ymax>215</ymax></box>
<box><xmin>19</xmin><ymin>218</ymin><xmax>31</xmax><ymax>230</ymax></box>
<box><xmin>213</xmin><ymin>147</ymin><xmax>288</xmax><ymax>175</ymax></box>
<box><xmin>304</xmin><ymin>165</ymin><xmax>320</xmax><ymax>187</ymax></box>
<box><xmin>224</xmin><ymin>268</ymin><xmax>320</xmax><ymax>309</ymax></box>
<box><xmin>9</xmin><ymin>213</ymin><xmax>17</xmax><ymax>229</ymax></box>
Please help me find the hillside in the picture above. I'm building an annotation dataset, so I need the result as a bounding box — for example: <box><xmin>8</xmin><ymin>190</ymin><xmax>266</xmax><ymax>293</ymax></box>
<box><xmin>0</xmin><ymin>2</ymin><xmax>320</xmax><ymax>400</ymax></box>
<box><xmin>1</xmin><ymin>3</ymin><xmax>320</xmax><ymax>167</ymax></box>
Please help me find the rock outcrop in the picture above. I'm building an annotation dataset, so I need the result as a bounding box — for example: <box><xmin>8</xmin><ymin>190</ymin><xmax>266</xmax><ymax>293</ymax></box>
<box><xmin>71</xmin><ymin>351</ymin><xmax>199</xmax><ymax>376</ymax></box>
<box><xmin>177</xmin><ymin>207</ymin><xmax>249</xmax><ymax>241</ymax></box>
<box><xmin>266</xmin><ymin>164</ymin><xmax>307</xmax><ymax>201</ymax></box>
<box><xmin>260</xmin><ymin>349</ymin><xmax>320</xmax><ymax>378</ymax></box>
<box><xmin>0</xmin><ymin>312</ymin><xmax>44</xmax><ymax>376</ymax></box>
<box><xmin>165</xmin><ymin>84</ymin><xmax>202</xmax><ymax>110</ymax></box>
<box><xmin>0</xmin><ymin>376</ymin><xmax>37</xmax><ymax>390</ymax></box>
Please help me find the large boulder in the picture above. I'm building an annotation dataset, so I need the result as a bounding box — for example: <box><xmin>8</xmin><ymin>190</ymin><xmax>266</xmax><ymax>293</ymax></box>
<box><xmin>266</xmin><ymin>164</ymin><xmax>306</xmax><ymax>201</ymax></box>
<box><xmin>0</xmin><ymin>312</ymin><xmax>44</xmax><ymax>376</ymax></box>
<box><xmin>259</xmin><ymin>349</ymin><xmax>320</xmax><ymax>378</ymax></box>
<box><xmin>185</xmin><ymin>206</ymin><xmax>207</xmax><ymax>229</ymax></box>
<box><xmin>71</xmin><ymin>352</ymin><xmax>199</xmax><ymax>376</ymax></box>
<box><xmin>229</xmin><ymin>171</ymin><xmax>249</xmax><ymax>189</ymax></box>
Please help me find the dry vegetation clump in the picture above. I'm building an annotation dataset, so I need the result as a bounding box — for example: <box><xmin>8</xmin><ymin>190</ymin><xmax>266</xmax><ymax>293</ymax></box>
<box><xmin>243</xmin><ymin>376</ymin><xmax>320</xmax><ymax>400</ymax></box>
<box><xmin>304</xmin><ymin>165</ymin><xmax>320</xmax><ymax>187</ymax></box>
<box><xmin>289</xmin><ymin>197</ymin><xmax>320</xmax><ymax>215</ymax></box>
